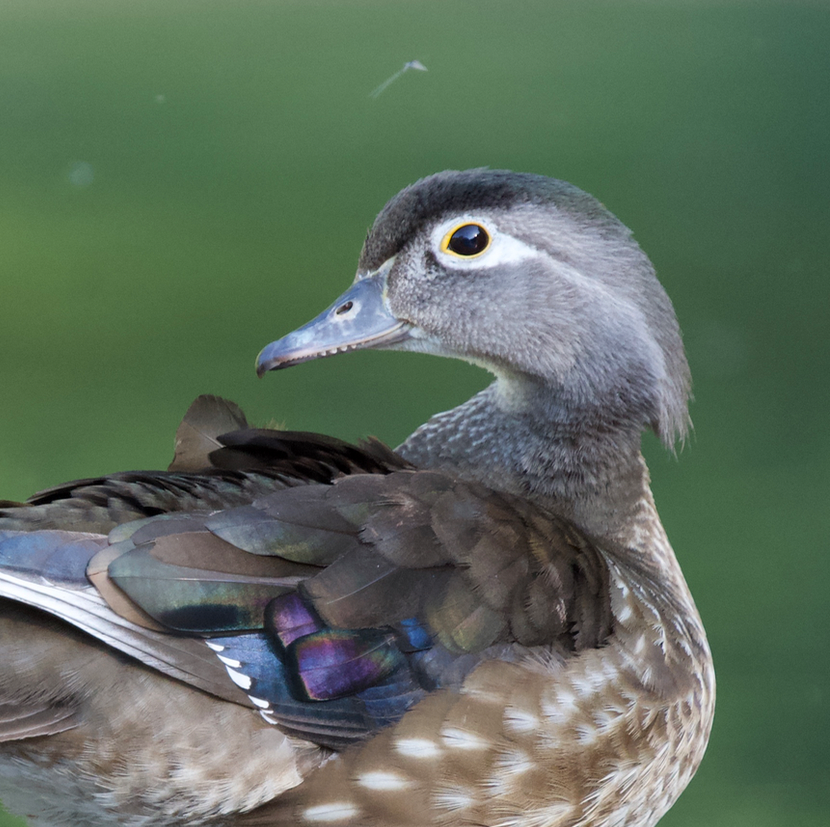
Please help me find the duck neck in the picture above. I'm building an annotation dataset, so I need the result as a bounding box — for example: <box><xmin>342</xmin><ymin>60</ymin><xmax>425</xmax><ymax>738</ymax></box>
<box><xmin>397</xmin><ymin>378</ymin><xmax>652</xmax><ymax>546</ymax></box>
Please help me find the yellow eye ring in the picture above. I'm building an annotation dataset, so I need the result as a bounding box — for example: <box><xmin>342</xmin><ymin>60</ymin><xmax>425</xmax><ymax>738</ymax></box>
<box><xmin>440</xmin><ymin>223</ymin><xmax>491</xmax><ymax>258</ymax></box>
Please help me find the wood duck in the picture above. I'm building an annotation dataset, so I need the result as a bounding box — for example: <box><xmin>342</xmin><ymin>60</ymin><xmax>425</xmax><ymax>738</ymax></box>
<box><xmin>0</xmin><ymin>170</ymin><xmax>714</xmax><ymax>827</ymax></box>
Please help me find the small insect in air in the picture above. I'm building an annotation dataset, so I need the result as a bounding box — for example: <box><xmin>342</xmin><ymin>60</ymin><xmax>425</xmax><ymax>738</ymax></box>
<box><xmin>369</xmin><ymin>60</ymin><xmax>428</xmax><ymax>99</ymax></box>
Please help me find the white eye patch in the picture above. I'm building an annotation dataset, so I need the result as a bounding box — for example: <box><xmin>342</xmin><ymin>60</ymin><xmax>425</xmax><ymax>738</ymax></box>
<box><xmin>430</xmin><ymin>215</ymin><xmax>542</xmax><ymax>270</ymax></box>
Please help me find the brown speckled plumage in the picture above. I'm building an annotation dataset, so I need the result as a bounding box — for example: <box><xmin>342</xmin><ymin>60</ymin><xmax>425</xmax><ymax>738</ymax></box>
<box><xmin>232</xmin><ymin>470</ymin><xmax>713</xmax><ymax>827</ymax></box>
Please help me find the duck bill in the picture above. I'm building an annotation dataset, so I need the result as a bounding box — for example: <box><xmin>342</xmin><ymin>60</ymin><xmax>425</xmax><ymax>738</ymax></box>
<box><xmin>256</xmin><ymin>273</ymin><xmax>412</xmax><ymax>375</ymax></box>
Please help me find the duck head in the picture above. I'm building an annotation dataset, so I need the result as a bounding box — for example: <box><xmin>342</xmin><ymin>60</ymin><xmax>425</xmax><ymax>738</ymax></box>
<box><xmin>257</xmin><ymin>169</ymin><xmax>690</xmax><ymax>447</ymax></box>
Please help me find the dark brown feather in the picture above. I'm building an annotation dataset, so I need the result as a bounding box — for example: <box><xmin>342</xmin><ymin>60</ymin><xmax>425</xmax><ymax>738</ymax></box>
<box><xmin>0</xmin><ymin>396</ymin><xmax>409</xmax><ymax>534</ymax></box>
<box><xmin>168</xmin><ymin>395</ymin><xmax>250</xmax><ymax>472</ymax></box>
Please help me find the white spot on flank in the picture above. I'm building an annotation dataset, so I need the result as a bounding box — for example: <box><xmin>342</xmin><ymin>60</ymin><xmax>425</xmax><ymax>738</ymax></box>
<box><xmin>225</xmin><ymin>667</ymin><xmax>252</xmax><ymax>690</ymax></box>
<box><xmin>593</xmin><ymin>707</ymin><xmax>623</xmax><ymax>733</ymax></box>
<box><xmin>395</xmin><ymin>737</ymin><xmax>441</xmax><ymax>759</ymax></box>
<box><xmin>541</xmin><ymin>688</ymin><xmax>579</xmax><ymax>724</ymax></box>
<box><xmin>433</xmin><ymin>786</ymin><xmax>473</xmax><ymax>812</ymax></box>
<box><xmin>248</xmin><ymin>695</ymin><xmax>270</xmax><ymax>709</ymax></box>
<box><xmin>536</xmin><ymin>802</ymin><xmax>575</xmax><ymax>823</ymax></box>
<box><xmin>217</xmin><ymin>654</ymin><xmax>242</xmax><ymax>668</ymax></box>
<box><xmin>357</xmin><ymin>771</ymin><xmax>411</xmax><ymax>791</ymax></box>
<box><xmin>487</xmin><ymin>749</ymin><xmax>536</xmax><ymax>796</ymax></box>
<box><xmin>496</xmin><ymin>748</ymin><xmax>534</xmax><ymax>776</ymax></box>
<box><xmin>259</xmin><ymin>711</ymin><xmax>278</xmax><ymax>725</ymax></box>
<box><xmin>555</xmin><ymin>688</ymin><xmax>577</xmax><ymax>708</ymax></box>
<box><xmin>575</xmin><ymin>722</ymin><xmax>599</xmax><ymax>745</ymax></box>
<box><xmin>303</xmin><ymin>802</ymin><xmax>359</xmax><ymax>822</ymax></box>
<box><xmin>504</xmin><ymin>706</ymin><xmax>540</xmax><ymax>733</ymax></box>
<box><xmin>205</xmin><ymin>641</ymin><xmax>225</xmax><ymax>652</ymax></box>
<box><xmin>441</xmin><ymin>727</ymin><xmax>488</xmax><ymax>750</ymax></box>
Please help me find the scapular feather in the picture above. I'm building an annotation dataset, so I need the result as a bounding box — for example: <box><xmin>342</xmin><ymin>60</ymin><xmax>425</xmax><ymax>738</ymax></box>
<box><xmin>302</xmin><ymin>545</ymin><xmax>449</xmax><ymax>629</ymax></box>
<box><xmin>107</xmin><ymin>512</ymin><xmax>213</xmax><ymax>545</ymax></box>
<box><xmin>210</xmin><ymin>429</ymin><xmax>411</xmax><ymax>479</ymax></box>
<box><xmin>206</xmin><ymin>504</ymin><xmax>359</xmax><ymax>564</ymax></box>
<box><xmin>425</xmin><ymin>573</ymin><xmax>507</xmax><ymax>653</ymax></box>
<box><xmin>253</xmin><ymin>486</ymin><xmax>362</xmax><ymax>533</ymax></box>
<box><xmin>168</xmin><ymin>395</ymin><xmax>250</xmax><ymax>472</ymax></box>
<box><xmin>86</xmin><ymin>541</ymin><xmax>170</xmax><ymax>632</ymax></box>
<box><xmin>148</xmin><ymin>530</ymin><xmax>319</xmax><ymax>580</ymax></box>
<box><xmin>107</xmin><ymin>546</ymin><xmax>299</xmax><ymax>633</ymax></box>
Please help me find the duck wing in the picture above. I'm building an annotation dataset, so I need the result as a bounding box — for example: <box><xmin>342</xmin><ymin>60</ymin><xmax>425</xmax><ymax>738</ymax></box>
<box><xmin>0</xmin><ymin>401</ymin><xmax>612</xmax><ymax>750</ymax></box>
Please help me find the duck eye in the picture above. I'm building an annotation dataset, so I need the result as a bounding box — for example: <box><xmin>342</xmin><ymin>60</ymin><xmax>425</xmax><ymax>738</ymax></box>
<box><xmin>442</xmin><ymin>224</ymin><xmax>490</xmax><ymax>257</ymax></box>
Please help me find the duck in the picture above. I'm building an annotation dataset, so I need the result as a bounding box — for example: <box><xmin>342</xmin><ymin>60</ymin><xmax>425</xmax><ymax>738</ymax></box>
<box><xmin>0</xmin><ymin>169</ymin><xmax>714</xmax><ymax>827</ymax></box>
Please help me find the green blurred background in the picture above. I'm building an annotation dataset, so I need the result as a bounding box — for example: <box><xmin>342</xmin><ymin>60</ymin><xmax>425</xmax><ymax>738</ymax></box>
<box><xmin>0</xmin><ymin>1</ymin><xmax>827</xmax><ymax>824</ymax></box>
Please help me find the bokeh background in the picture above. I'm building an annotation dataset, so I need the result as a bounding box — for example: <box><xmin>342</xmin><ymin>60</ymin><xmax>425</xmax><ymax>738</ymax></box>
<box><xmin>1</xmin><ymin>1</ymin><xmax>827</xmax><ymax>824</ymax></box>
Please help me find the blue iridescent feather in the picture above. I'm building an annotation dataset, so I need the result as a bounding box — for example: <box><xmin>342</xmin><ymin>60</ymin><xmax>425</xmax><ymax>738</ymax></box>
<box><xmin>206</xmin><ymin>632</ymin><xmax>426</xmax><ymax>749</ymax></box>
<box><xmin>287</xmin><ymin>628</ymin><xmax>405</xmax><ymax>701</ymax></box>
<box><xmin>0</xmin><ymin>530</ymin><xmax>106</xmax><ymax>588</ymax></box>
<box><xmin>265</xmin><ymin>593</ymin><xmax>324</xmax><ymax>649</ymax></box>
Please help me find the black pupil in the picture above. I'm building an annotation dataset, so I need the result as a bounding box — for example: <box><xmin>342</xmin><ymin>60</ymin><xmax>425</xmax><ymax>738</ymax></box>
<box><xmin>448</xmin><ymin>224</ymin><xmax>488</xmax><ymax>256</ymax></box>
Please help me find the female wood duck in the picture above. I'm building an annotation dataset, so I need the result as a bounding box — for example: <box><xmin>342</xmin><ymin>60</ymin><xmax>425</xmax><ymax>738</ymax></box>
<box><xmin>0</xmin><ymin>170</ymin><xmax>714</xmax><ymax>826</ymax></box>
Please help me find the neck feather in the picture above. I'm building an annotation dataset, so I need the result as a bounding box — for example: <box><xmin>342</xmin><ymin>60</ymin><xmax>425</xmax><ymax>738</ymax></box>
<box><xmin>397</xmin><ymin>379</ymin><xmax>652</xmax><ymax>545</ymax></box>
